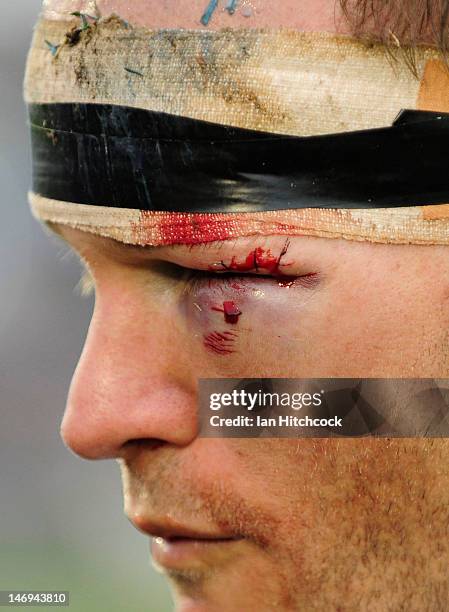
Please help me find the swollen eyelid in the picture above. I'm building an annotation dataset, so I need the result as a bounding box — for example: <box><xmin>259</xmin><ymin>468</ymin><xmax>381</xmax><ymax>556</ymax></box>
<box><xmin>163</xmin><ymin>239</ymin><xmax>306</xmax><ymax>274</ymax></box>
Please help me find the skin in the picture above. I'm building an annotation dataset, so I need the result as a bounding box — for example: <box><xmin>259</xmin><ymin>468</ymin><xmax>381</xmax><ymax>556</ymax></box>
<box><xmin>39</xmin><ymin>1</ymin><xmax>449</xmax><ymax>611</ymax></box>
<box><xmin>43</xmin><ymin>0</ymin><xmax>349</xmax><ymax>31</ymax></box>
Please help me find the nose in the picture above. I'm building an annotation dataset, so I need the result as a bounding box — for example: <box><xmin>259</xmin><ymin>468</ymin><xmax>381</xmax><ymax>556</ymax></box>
<box><xmin>61</xmin><ymin>287</ymin><xmax>198</xmax><ymax>460</ymax></box>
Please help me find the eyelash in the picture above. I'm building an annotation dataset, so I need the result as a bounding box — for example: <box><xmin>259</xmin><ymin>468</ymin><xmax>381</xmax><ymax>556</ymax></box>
<box><xmin>76</xmin><ymin>262</ymin><xmax>320</xmax><ymax>297</ymax></box>
<box><xmin>186</xmin><ymin>270</ymin><xmax>320</xmax><ymax>293</ymax></box>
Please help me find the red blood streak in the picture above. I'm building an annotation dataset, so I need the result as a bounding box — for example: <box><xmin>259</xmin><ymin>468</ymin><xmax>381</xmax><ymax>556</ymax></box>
<box><xmin>214</xmin><ymin>246</ymin><xmax>293</xmax><ymax>276</ymax></box>
<box><xmin>212</xmin><ymin>301</ymin><xmax>242</xmax><ymax>324</ymax></box>
<box><xmin>223</xmin><ymin>301</ymin><xmax>242</xmax><ymax>324</ymax></box>
<box><xmin>229</xmin><ymin>248</ymin><xmax>279</xmax><ymax>272</ymax></box>
<box><xmin>135</xmin><ymin>212</ymin><xmax>233</xmax><ymax>246</ymax></box>
<box><xmin>204</xmin><ymin>330</ymin><xmax>237</xmax><ymax>355</ymax></box>
<box><xmin>213</xmin><ymin>330</ymin><xmax>238</xmax><ymax>341</ymax></box>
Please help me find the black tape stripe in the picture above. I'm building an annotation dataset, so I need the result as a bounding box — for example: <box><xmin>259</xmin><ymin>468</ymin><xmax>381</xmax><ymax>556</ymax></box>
<box><xmin>29</xmin><ymin>103</ymin><xmax>449</xmax><ymax>213</ymax></box>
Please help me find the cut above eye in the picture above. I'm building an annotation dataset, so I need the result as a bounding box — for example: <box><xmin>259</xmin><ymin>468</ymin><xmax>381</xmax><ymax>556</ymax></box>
<box><xmin>160</xmin><ymin>238</ymin><xmax>313</xmax><ymax>277</ymax></box>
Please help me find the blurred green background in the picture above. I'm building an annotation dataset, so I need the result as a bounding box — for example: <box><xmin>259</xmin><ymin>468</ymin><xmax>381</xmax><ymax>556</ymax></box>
<box><xmin>0</xmin><ymin>2</ymin><xmax>172</xmax><ymax>610</ymax></box>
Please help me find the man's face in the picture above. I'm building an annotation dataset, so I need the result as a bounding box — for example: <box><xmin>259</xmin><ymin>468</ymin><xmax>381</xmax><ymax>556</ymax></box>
<box><xmin>35</xmin><ymin>0</ymin><xmax>449</xmax><ymax>610</ymax></box>
<box><xmin>57</xmin><ymin>226</ymin><xmax>449</xmax><ymax>611</ymax></box>
<box><xmin>60</xmin><ymin>228</ymin><xmax>449</xmax><ymax>380</ymax></box>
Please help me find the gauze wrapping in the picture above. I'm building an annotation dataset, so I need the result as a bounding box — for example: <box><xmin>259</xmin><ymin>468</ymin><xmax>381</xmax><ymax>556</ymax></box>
<box><xmin>25</xmin><ymin>17</ymin><xmax>449</xmax><ymax>246</ymax></box>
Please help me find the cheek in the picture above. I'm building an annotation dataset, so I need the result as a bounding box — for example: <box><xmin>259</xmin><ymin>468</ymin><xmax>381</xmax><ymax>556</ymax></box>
<box><xmin>305</xmin><ymin>266</ymin><xmax>442</xmax><ymax>375</ymax></box>
<box><xmin>93</xmin><ymin>265</ymin><xmax>321</xmax><ymax>375</ymax></box>
<box><xmin>184</xmin><ymin>281</ymin><xmax>264</xmax><ymax>357</ymax></box>
<box><xmin>180</xmin><ymin>277</ymin><xmax>316</xmax><ymax>374</ymax></box>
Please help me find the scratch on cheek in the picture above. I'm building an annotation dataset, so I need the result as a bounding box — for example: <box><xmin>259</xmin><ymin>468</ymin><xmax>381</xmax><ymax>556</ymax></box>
<box><xmin>204</xmin><ymin>330</ymin><xmax>238</xmax><ymax>355</ymax></box>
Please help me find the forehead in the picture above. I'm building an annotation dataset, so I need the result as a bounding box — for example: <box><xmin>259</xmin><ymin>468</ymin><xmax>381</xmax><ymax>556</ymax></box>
<box><xmin>42</xmin><ymin>0</ymin><xmax>341</xmax><ymax>31</ymax></box>
<box><xmin>27</xmin><ymin>2</ymin><xmax>449</xmax><ymax>249</ymax></box>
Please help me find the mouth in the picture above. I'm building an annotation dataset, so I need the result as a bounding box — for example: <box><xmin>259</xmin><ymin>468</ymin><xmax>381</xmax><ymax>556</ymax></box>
<box><xmin>129</xmin><ymin>515</ymin><xmax>242</xmax><ymax>570</ymax></box>
<box><xmin>151</xmin><ymin>535</ymin><xmax>242</xmax><ymax>571</ymax></box>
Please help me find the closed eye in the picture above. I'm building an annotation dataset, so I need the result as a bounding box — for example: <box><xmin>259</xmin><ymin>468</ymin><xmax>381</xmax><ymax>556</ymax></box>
<box><xmin>184</xmin><ymin>270</ymin><xmax>321</xmax><ymax>293</ymax></box>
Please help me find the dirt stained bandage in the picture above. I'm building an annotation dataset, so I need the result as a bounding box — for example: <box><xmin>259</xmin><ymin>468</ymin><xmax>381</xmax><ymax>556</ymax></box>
<box><xmin>25</xmin><ymin>17</ymin><xmax>449</xmax><ymax>246</ymax></box>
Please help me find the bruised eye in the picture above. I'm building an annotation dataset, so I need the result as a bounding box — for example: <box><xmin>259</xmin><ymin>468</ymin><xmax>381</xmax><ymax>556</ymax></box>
<box><xmin>75</xmin><ymin>240</ymin><xmax>321</xmax><ymax>297</ymax></box>
<box><xmin>180</xmin><ymin>262</ymin><xmax>321</xmax><ymax>356</ymax></box>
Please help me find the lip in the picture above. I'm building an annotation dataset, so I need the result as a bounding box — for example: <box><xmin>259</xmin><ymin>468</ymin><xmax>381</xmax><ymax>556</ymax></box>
<box><xmin>129</xmin><ymin>515</ymin><xmax>241</xmax><ymax>570</ymax></box>
<box><xmin>129</xmin><ymin>514</ymin><xmax>233</xmax><ymax>540</ymax></box>
<box><xmin>151</xmin><ymin>536</ymin><xmax>241</xmax><ymax>571</ymax></box>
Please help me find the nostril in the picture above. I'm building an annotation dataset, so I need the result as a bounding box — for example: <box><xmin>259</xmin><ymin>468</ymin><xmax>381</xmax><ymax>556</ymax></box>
<box><xmin>123</xmin><ymin>438</ymin><xmax>167</xmax><ymax>453</ymax></box>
